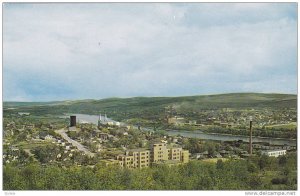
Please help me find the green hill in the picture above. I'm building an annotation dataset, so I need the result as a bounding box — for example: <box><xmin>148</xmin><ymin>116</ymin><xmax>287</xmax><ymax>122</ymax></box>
<box><xmin>3</xmin><ymin>93</ymin><xmax>297</xmax><ymax>121</ymax></box>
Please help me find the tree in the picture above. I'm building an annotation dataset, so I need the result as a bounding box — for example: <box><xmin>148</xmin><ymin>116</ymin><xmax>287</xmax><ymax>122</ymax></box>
<box><xmin>3</xmin><ymin>164</ymin><xmax>26</xmax><ymax>190</ymax></box>
<box><xmin>258</xmin><ymin>155</ymin><xmax>269</xmax><ymax>170</ymax></box>
<box><xmin>278</xmin><ymin>155</ymin><xmax>287</xmax><ymax>166</ymax></box>
<box><xmin>207</xmin><ymin>143</ymin><xmax>216</xmax><ymax>157</ymax></box>
<box><xmin>216</xmin><ymin>159</ymin><xmax>224</xmax><ymax>170</ymax></box>
<box><xmin>249</xmin><ymin>174</ymin><xmax>262</xmax><ymax>189</ymax></box>
<box><xmin>130</xmin><ymin>168</ymin><xmax>155</xmax><ymax>190</ymax></box>
<box><xmin>247</xmin><ymin>162</ymin><xmax>258</xmax><ymax>173</ymax></box>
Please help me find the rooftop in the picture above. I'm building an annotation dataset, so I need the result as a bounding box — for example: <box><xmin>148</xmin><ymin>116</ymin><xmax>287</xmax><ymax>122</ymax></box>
<box><xmin>126</xmin><ymin>148</ymin><xmax>150</xmax><ymax>152</ymax></box>
<box><xmin>262</xmin><ymin>149</ymin><xmax>287</xmax><ymax>153</ymax></box>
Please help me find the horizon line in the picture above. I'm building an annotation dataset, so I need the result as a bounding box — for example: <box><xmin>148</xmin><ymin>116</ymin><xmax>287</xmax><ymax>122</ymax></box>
<box><xmin>3</xmin><ymin>92</ymin><xmax>297</xmax><ymax>103</ymax></box>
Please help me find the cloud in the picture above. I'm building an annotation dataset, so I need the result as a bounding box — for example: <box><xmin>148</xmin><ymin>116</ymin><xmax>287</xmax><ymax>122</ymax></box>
<box><xmin>3</xmin><ymin>3</ymin><xmax>297</xmax><ymax>101</ymax></box>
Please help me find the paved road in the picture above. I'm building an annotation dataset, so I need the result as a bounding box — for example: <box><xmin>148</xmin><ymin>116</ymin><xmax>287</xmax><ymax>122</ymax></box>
<box><xmin>55</xmin><ymin>129</ymin><xmax>94</xmax><ymax>157</ymax></box>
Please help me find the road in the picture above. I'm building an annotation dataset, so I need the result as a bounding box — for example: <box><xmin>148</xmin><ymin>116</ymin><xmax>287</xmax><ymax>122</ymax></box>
<box><xmin>55</xmin><ymin>129</ymin><xmax>94</xmax><ymax>157</ymax></box>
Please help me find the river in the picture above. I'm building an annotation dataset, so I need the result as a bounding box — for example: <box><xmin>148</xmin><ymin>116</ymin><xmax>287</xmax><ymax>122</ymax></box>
<box><xmin>64</xmin><ymin>114</ymin><xmax>296</xmax><ymax>146</ymax></box>
<box><xmin>167</xmin><ymin>130</ymin><xmax>296</xmax><ymax>146</ymax></box>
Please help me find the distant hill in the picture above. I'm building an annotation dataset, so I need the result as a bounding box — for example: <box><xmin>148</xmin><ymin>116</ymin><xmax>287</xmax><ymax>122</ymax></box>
<box><xmin>3</xmin><ymin>93</ymin><xmax>297</xmax><ymax>120</ymax></box>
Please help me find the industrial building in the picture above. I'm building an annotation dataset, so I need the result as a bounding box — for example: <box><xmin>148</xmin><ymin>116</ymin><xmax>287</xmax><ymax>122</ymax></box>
<box><xmin>70</xmin><ymin>116</ymin><xmax>76</xmax><ymax>127</ymax></box>
<box><xmin>261</xmin><ymin>150</ymin><xmax>286</xmax><ymax>157</ymax></box>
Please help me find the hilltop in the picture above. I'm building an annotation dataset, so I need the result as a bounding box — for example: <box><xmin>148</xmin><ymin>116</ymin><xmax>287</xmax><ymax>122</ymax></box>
<box><xmin>3</xmin><ymin>93</ymin><xmax>297</xmax><ymax>121</ymax></box>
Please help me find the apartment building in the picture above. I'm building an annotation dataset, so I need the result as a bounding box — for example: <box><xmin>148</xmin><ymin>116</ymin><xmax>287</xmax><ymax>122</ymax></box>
<box><xmin>152</xmin><ymin>143</ymin><xmax>169</xmax><ymax>162</ymax></box>
<box><xmin>114</xmin><ymin>143</ymin><xmax>189</xmax><ymax>169</ymax></box>
<box><xmin>116</xmin><ymin>149</ymin><xmax>151</xmax><ymax>168</ymax></box>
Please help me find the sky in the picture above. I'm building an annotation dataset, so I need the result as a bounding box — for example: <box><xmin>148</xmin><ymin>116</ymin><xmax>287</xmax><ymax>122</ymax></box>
<box><xmin>3</xmin><ymin>3</ymin><xmax>297</xmax><ymax>101</ymax></box>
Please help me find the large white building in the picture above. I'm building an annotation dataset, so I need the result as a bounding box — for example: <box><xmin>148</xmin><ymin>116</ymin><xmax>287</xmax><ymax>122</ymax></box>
<box><xmin>261</xmin><ymin>150</ymin><xmax>286</xmax><ymax>157</ymax></box>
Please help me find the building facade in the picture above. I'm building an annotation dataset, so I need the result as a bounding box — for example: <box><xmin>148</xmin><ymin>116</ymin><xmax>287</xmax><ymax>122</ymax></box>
<box><xmin>116</xmin><ymin>149</ymin><xmax>151</xmax><ymax>168</ymax></box>
<box><xmin>261</xmin><ymin>150</ymin><xmax>286</xmax><ymax>157</ymax></box>
<box><xmin>114</xmin><ymin>143</ymin><xmax>189</xmax><ymax>169</ymax></box>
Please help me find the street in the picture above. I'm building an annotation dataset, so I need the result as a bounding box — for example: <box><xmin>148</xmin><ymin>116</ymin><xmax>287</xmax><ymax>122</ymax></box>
<box><xmin>55</xmin><ymin>129</ymin><xmax>94</xmax><ymax>157</ymax></box>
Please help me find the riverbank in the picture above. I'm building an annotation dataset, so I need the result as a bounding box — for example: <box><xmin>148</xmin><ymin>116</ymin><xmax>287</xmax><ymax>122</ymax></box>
<box><xmin>167</xmin><ymin>130</ymin><xmax>296</xmax><ymax>146</ymax></box>
<box><xmin>188</xmin><ymin>130</ymin><xmax>297</xmax><ymax>141</ymax></box>
<box><xmin>61</xmin><ymin>113</ymin><xmax>297</xmax><ymax>146</ymax></box>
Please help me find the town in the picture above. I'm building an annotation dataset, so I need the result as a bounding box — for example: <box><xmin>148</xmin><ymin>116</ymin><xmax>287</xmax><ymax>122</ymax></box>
<box><xmin>3</xmin><ymin>107</ymin><xmax>297</xmax><ymax>169</ymax></box>
<box><xmin>3</xmin><ymin>99</ymin><xmax>298</xmax><ymax>190</ymax></box>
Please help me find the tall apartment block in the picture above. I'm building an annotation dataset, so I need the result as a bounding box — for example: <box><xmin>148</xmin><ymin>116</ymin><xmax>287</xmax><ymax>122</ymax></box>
<box><xmin>117</xmin><ymin>149</ymin><xmax>151</xmax><ymax>168</ymax></box>
<box><xmin>109</xmin><ymin>143</ymin><xmax>189</xmax><ymax>169</ymax></box>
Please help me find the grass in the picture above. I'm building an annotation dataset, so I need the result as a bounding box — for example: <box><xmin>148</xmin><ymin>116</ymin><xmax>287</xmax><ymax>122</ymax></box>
<box><xmin>265</xmin><ymin>122</ymin><xmax>297</xmax><ymax>130</ymax></box>
<box><xmin>16</xmin><ymin>141</ymin><xmax>52</xmax><ymax>149</ymax></box>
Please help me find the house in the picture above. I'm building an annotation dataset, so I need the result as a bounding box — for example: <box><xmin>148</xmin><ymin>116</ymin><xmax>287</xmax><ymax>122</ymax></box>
<box><xmin>192</xmin><ymin>153</ymin><xmax>204</xmax><ymax>159</ymax></box>
<box><xmin>202</xmin><ymin>151</ymin><xmax>209</xmax><ymax>158</ymax></box>
<box><xmin>214</xmin><ymin>153</ymin><xmax>222</xmax><ymax>158</ymax></box>
<box><xmin>168</xmin><ymin>116</ymin><xmax>186</xmax><ymax>125</ymax></box>
<box><xmin>39</xmin><ymin>132</ymin><xmax>53</xmax><ymax>141</ymax></box>
<box><xmin>99</xmin><ymin>133</ymin><xmax>109</xmax><ymax>140</ymax></box>
<box><xmin>45</xmin><ymin>135</ymin><xmax>54</xmax><ymax>141</ymax></box>
<box><xmin>160</xmin><ymin>140</ymin><xmax>168</xmax><ymax>144</ymax></box>
<box><xmin>219</xmin><ymin>150</ymin><xmax>229</xmax><ymax>157</ymax></box>
<box><xmin>188</xmin><ymin>120</ymin><xmax>197</xmax><ymax>125</ymax></box>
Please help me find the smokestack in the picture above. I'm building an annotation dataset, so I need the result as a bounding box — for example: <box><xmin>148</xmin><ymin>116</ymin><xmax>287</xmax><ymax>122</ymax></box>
<box><xmin>249</xmin><ymin>116</ymin><xmax>253</xmax><ymax>155</ymax></box>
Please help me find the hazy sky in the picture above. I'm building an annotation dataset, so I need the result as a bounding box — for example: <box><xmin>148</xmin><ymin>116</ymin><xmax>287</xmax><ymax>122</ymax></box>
<box><xmin>3</xmin><ymin>3</ymin><xmax>297</xmax><ymax>101</ymax></box>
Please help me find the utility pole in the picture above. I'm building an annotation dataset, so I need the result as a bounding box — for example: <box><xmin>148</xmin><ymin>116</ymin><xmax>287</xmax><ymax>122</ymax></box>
<box><xmin>249</xmin><ymin>116</ymin><xmax>253</xmax><ymax>155</ymax></box>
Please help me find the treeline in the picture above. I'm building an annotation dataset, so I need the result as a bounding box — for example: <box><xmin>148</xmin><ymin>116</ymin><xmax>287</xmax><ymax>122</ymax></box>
<box><xmin>167</xmin><ymin>124</ymin><xmax>296</xmax><ymax>139</ymax></box>
<box><xmin>199</xmin><ymin>126</ymin><xmax>296</xmax><ymax>139</ymax></box>
<box><xmin>4</xmin><ymin>153</ymin><xmax>297</xmax><ymax>190</ymax></box>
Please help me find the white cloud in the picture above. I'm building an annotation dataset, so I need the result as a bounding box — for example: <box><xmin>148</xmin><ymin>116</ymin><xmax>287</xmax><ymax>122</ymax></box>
<box><xmin>3</xmin><ymin>3</ymin><xmax>297</xmax><ymax>101</ymax></box>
